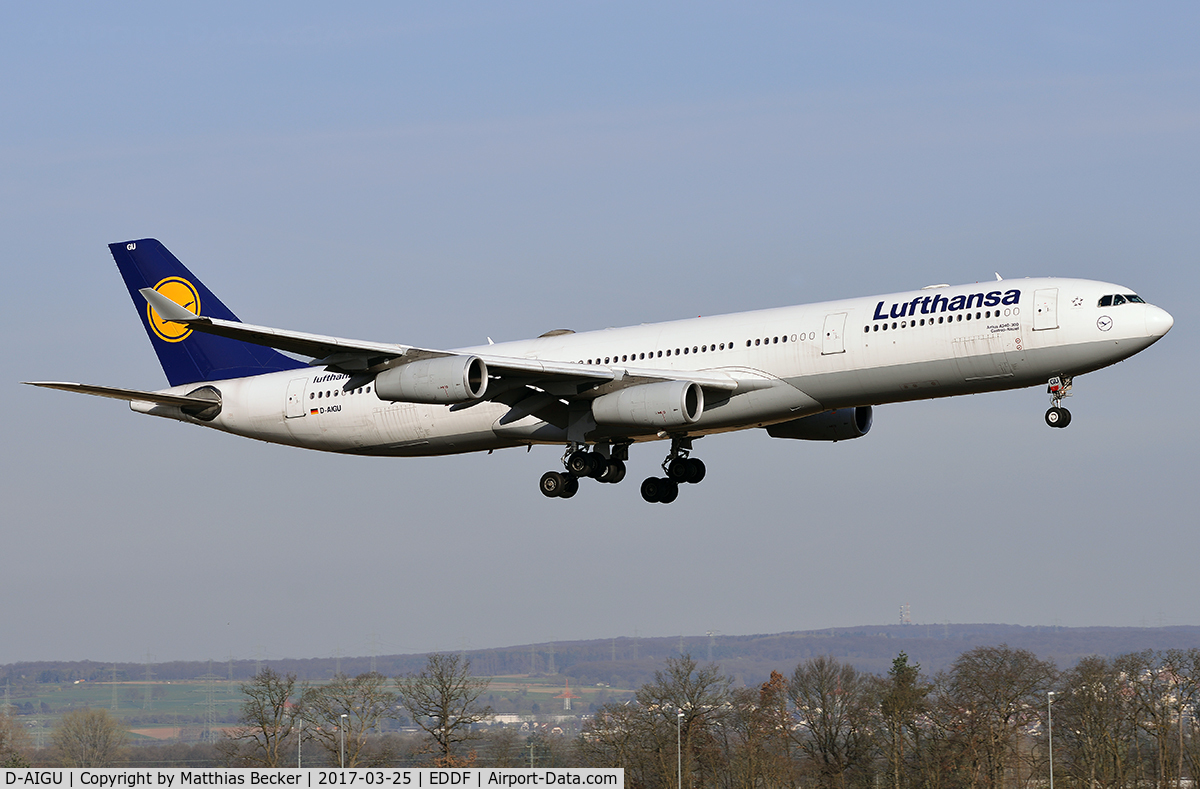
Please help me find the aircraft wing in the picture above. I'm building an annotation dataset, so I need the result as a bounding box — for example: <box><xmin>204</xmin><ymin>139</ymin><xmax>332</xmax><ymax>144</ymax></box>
<box><xmin>139</xmin><ymin>287</ymin><xmax>743</xmax><ymax>395</ymax></box>
<box><xmin>139</xmin><ymin>287</ymin><xmax>447</xmax><ymax>369</ymax></box>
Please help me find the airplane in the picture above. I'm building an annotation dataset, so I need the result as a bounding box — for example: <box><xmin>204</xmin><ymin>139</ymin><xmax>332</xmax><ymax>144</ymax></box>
<box><xmin>26</xmin><ymin>239</ymin><xmax>1173</xmax><ymax>504</ymax></box>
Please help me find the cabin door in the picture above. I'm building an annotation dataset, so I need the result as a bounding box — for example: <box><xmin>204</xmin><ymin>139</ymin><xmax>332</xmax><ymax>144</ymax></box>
<box><xmin>285</xmin><ymin>378</ymin><xmax>308</xmax><ymax>418</ymax></box>
<box><xmin>822</xmin><ymin>313</ymin><xmax>847</xmax><ymax>355</ymax></box>
<box><xmin>1033</xmin><ymin>288</ymin><xmax>1059</xmax><ymax>331</ymax></box>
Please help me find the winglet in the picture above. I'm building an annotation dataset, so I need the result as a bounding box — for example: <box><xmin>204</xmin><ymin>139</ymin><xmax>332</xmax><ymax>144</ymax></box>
<box><xmin>140</xmin><ymin>287</ymin><xmax>202</xmax><ymax>323</ymax></box>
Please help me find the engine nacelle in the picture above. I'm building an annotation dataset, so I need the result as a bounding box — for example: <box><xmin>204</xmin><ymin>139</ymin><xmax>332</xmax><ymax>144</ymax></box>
<box><xmin>374</xmin><ymin>355</ymin><xmax>488</xmax><ymax>404</ymax></box>
<box><xmin>766</xmin><ymin>406</ymin><xmax>873</xmax><ymax>441</ymax></box>
<box><xmin>591</xmin><ymin>380</ymin><xmax>704</xmax><ymax>429</ymax></box>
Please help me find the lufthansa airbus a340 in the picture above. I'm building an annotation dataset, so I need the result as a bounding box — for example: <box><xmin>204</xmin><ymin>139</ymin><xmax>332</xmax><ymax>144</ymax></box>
<box><xmin>27</xmin><ymin>239</ymin><xmax>1173</xmax><ymax>503</ymax></box>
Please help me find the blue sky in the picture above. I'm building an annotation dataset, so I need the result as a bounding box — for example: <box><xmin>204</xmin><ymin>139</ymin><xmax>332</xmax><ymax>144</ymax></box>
<box><xmin>2</xmin><ymin>3</ymin><xmax>1197</xmax><ymax>664</ymax></box>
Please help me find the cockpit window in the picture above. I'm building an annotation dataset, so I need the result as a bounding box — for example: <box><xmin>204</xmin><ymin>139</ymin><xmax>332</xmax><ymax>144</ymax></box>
<box><xmin>1099</xmin><ymin>293</ymin><xmax>1145</xmax><ymax>307</ymax></box>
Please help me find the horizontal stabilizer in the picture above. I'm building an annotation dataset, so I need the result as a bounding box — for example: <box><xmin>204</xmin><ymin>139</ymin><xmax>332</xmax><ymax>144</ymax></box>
<box><xmin>22</xmin><ymin>381</ymin><xmax>218</xmax><ymax>408</ymax></box>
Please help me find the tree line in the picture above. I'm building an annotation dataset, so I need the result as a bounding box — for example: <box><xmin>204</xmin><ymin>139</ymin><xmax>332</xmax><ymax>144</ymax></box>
<box><xmin>579</xmin><ymin>647</ymin><xmax>1200</xmax><ymax>789</ymax></box>
<box><xmin>5</xmin><ymin>645</ymin><xmax>1200</xmax><ymax>789</ymax></box>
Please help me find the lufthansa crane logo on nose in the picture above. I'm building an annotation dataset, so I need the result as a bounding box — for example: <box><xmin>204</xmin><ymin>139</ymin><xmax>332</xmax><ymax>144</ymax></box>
<box><xmin>147</xmin><ymin>276</ymin><xmax>201</xmax><ymax>342</ymax></box>
<box><xmin>1097</xmin><ymin>315</ymin><xmax>1113</xmax><ymax>332</ymax></box>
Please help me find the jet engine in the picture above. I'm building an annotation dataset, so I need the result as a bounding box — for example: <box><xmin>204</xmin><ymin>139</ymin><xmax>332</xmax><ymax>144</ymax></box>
<box><xmin>591</xmin><ymin>380</ymin><xmax>704</xmax><ymax>429</ymax></box>
<box><xmin>765</xmin><ymin>406</ymin><xmax>873</xmax><ymax>441</ymax></box>
<box><xmin>374</xmin><ymin>355</ymin><xmax>488</xmax><ymax>404</ymax></box>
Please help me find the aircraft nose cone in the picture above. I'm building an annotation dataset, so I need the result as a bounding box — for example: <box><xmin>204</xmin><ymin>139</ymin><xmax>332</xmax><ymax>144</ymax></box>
<box><xmin>1145</xmin><ymin>305</ymin><xmax>1174</xmax><ymax>338</ymax></box>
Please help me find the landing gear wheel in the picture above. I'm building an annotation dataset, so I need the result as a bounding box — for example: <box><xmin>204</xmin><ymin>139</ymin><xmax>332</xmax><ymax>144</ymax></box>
<box><xmin>588</xmin><ymin>452</ymin><xmax>610</xmax><ymax>479</ymax></box>
<box><xmin>667</xmin><ymin>457</ymin><xmax>691</xmax><ymax>482</ymax></box>
<box><xmin>567</xmin><ymin>450</ymin><xmax>595</xmax><ymax>476</ymax></box>
<box><xmin>640</xmin><ymin>477</ymin><xmax>679</xmax><ymax>503</ymax></box>
<box><xmin>560</xmin><ymin>475</ymin><xmax>579</xmax><ymax>498</ymax></box>
<box><xmin>540</xmin><ymin>471</ymin><xmax>568</xmax><ymax>498</ymax></box>
<box><xmin>1045</xmin><ymin>376</ymin><xmax>1074</xmax><ymax>428</ymax></box>
<box><xmin>685</xmin><ymin>457</ymin><xmax>706</xmax><ymax>484</ymax></box>
<box><xmin>598</xmin><ymin>459</ymin><xmax>626</xmax><ymax>484</ymax></box>
<box><xmin>1045</xmin><ymin>407</ymin><xmax>1072</xmax><ymax>428</ymax></box>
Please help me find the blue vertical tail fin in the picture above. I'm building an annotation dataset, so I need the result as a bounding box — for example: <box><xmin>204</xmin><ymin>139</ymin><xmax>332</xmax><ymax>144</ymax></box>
<box><xmin>110</xmin><ymin>239</ymin><xmax>306</xmax><ymax>387</ymax></box>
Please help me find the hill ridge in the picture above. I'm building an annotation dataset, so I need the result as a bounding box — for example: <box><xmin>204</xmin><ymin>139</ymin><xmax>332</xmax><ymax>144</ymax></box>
<box><xmin>7</xmin><ymin>623</ymin><xmax>1199</xmax><ymax>688</ymax></box>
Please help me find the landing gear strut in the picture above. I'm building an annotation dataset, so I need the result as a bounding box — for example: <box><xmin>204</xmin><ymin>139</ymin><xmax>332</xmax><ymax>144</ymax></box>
<box><xmin>1044</xmin><ymin>375</ymin><xmax>1073</xmax><ymax>428</ymax></box>
<box><xmin>641</xmin><ymin>437</ymin><xmax>705</xmax><ymax>504</ymax></box>
<box><xmin>539</xmin><ymin>442</ymin><xmax>629</xmax><ymax>499</ymax></box>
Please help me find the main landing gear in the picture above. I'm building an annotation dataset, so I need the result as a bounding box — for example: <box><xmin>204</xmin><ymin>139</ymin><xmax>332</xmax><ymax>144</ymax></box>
<box><xmin>537</xmin><ymin>437</ymin><xmax>706</xmax><ymax>504</ymax></box>
<box><xmin>640</xmin><ymin>437</ymin><xmax>706</xmax><ymax>504</ymax></box>
<box><xmin>1044</xmin><ymin>375</ymin><xmax>1073</xmax><ymax>428</ymax></box>
<box><xmin>539</xmin><ymin>443</ymin><xmax>628</xmax><ymax>499</ymax></box>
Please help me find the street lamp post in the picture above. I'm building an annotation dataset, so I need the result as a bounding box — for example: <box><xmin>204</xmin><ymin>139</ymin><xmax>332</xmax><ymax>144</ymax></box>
<box><xmin>340</xmin><ymin>713</ymin><xmax>348</xmax><ymax>768</ymax></box>
<box><xmin>1048</xmin><ymin>692</ymin><xmax>1057</xmax><ymax>789</ymax></box>
<box><xmin>297</xmin><ymin>719</ymin><xmax>303</xmax><ymax>768</ymax></box>
<box><xmin>677</xmin><ymin>711</ymin><xmax>685</xmax><ymax>789</ymax></box>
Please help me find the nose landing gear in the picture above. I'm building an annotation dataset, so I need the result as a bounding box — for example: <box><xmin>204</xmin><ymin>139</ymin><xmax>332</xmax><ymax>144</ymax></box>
<box><xmin>1045</xmin><ymin>376</ymin><xmax>1073</xmax><ymax>428</ymax></box>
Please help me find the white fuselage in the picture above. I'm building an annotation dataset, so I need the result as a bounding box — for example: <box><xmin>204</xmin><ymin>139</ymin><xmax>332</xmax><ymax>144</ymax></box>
<box><xmin>133</xmin><ymin>277</ymin><xmax>1171</xmax><ymax>456</ymax></box>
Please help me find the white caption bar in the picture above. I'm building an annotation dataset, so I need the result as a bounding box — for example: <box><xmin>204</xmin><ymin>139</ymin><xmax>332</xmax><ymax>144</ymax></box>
<box><xmin>3</xmin><ymin>769</ymin><xmax>623</xmax><ymax>789</ymax></box>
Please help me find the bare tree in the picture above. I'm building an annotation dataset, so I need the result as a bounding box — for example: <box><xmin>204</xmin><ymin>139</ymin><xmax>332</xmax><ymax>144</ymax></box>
<box><xmin>397</xmin><ymin>654</ymin><xmax>492</xmax><ymax>766</ymax></box>
<box><xmin>1115</xmin><ymin>649</ymin><xmax>1200</xmax><ymax>789</ymax></box>
<box><xmin>1</xmin><ymin>712</ymin><xmax>33</xmax><ymax>767</ymax></box>
<box><xmin>302</xmin><ymin>672</ymin><xmax>399</xmax><ymax>767</ymax></box>
<box><xmin>722</xmin><ymin>672</ymin><xmax>796</xmax><ymax>789</ymax></box>
<box><xmin>787</xmin><ymin>655</ymin><xmax>878</xmax><ymax>789</ymax></box>
<box><xmin>945</xmin><ymin>645</ymin><xmax>1057</xmax><ymax>789</ymax></box>
<box><xmin>918</xmin><ymin>671</ymin><xmax>972</xmax><ymax>789</ymax></box>
<box><xmin>636</xmin><ymin>654</ymin><xmax>732</xmax><ymax>789</ymax></box>
<box><xmin>480</xmin><ymin>727</ymin><xmax>525</xmax><ymax>767</ymax></box>
<box><xmin>1056</xmin><ymin>655</ymin><xmax>1139</xmax><ymax>789</ymax></box>
<box><xmin>579</xmin><ymin>701</ymin><xmax>665</xmax><ymax>785</ymax></box>
<box><xmin>1175</xmin><ymin>650</ymin><xmax>1200</xmax><ymax>789</ymax></box>
<box><xmin>51</xmin><ymin>708</ymin><xmax>128</xmax><ymax>767</ymax></box>
<box><xmin>218</xmin><ymin>668</ymin><xmax>298</xmax><ymax>767</ymax></box>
